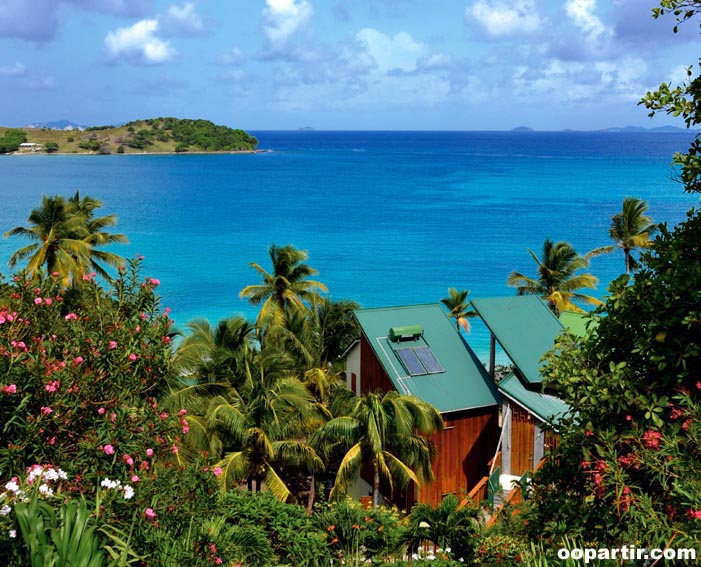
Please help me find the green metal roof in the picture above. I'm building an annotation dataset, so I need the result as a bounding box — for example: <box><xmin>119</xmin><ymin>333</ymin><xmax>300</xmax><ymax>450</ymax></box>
<box><xmin>559</xmin><ymin>311</ymin><xmax>598</xmax><ymax>338</ymax></box>
<box><xmin>499</xmin><ymin>372</ymin><xmax>570</xmax><ymax>425</ymax></box>
<box><xmin>353</xmin><ymin>304</ymin><xmax>500</xmax><ymax>413</ymax></box>
<box><xmin>470</xmin><ymin>296</ymin><xmax>564</xmax><ymax>385</ymax></box>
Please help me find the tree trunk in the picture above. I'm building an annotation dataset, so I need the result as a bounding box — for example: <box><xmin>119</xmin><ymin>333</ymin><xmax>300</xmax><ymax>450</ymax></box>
<box><xmin>307</xmin><ymin>473</ymin><xmax>316</xmax><ymax>515</ymax></box>
<box><xmin>624</xmin><ymin>248</ymin><xmax>631</xmax><ymax>274</ymax></box>
<box><xmin>373</xmin><ymin>466</ymin><xmax>380</xmax><ymax>509</ymax></box>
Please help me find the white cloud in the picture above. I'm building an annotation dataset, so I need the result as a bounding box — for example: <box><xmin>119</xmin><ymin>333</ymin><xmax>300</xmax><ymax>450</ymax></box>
<box><xmin>262</xmin><ymin>0</ymin><xmax>313</xmax><ymax>46</ymax></box>
<box><xmin>104</xmin><ymin>19</ymin><xmax>177</xmax><ymax>64</ymax></box>
<box><xmin>356</xmin><ymin>28</ymin><xmax>430</xmax><ymax>73</ymax></box>
<box><xmin>162</xmin><ymin>2</ymin><xmax>207</xmax><ymax>36</ymax></box>
<box><xmin>565</xmin><ymin>0</ymin><xmax>611</xmax><ymax>48</ymax></box>
<box><xmin>217</xmin><ymin>47</ymin><xmax>245</xmax><ymax>66</ymax></box>
<box><xmin>467</xmin><ymin>0</ymin><xmax>542</xmax><ymax>37</ymax></box>
<box><xmin>0</xmin><ymin>61</ymin><xmax>26</xmax><ymax>77</ymax></box>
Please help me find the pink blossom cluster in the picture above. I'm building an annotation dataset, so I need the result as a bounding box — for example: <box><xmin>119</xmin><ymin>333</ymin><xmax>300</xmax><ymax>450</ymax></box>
<box><xmin>1</xmin><ymin>384</ymin><xmax>17</xmax><ymax>395</ymax></box>
<box><xmin>641</xmin><ymin>430</ymin><xmax>662</xmax><ymax>450</ymax></box>
<box><xmin>0</xmin><ymin>308</ymin><xmax>17</xmax><ymax>324</ymax></box>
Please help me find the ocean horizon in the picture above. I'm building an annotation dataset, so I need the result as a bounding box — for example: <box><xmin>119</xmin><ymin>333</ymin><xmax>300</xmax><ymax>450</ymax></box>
<box><xmin>0</xmin><ymin>130</ymin><xmax>698</xmax><ymax>362</ymax></box>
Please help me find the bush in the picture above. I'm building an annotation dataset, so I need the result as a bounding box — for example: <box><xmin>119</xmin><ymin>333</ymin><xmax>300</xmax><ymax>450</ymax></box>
<box><xmin>44</xmin><ymin>141</ymin><xmax>59</xmax><ymax>153</ymax></box>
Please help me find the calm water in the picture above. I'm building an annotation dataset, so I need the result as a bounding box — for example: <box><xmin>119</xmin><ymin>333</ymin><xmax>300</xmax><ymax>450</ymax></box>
<box><xmin>0</xmin><ymin>131</ymin><xmax>697</xmax><ymax>360</ymax></box>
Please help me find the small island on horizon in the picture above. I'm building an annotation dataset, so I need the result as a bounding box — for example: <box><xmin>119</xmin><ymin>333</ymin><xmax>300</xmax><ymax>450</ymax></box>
<box><xmin>0</xmin><ymin>117</ymin><xmax>259</xmax><ymax>155</ymax></box>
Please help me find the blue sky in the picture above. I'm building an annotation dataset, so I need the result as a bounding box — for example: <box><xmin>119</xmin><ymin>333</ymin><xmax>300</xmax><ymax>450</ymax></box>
<box><xmin>0</xmin><ymin>0</ymin><xmax>697</xmax><ymax>130</ymax></box>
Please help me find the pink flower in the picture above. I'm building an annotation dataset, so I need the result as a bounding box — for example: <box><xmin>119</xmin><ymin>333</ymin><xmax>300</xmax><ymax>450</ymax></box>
<box><xmin>109</xmin><ymin>340</ymin><xmax>117</xmax><ymax>350</ymax></box>
<box><xmin>178</xmin><ymin>409</ymin><xmax>188</xmax><ymax>416</ymax></box>
<box><xmin>642</xmin><ymin>430</ymin><xmax>662</xmax><ymax>450</ymax></box>
<box><xmin>172</xmin><ymin>445</ymin><xmax>179</xmax><ymax>454</ymax></box>
<box><xmin>144</xmin><ymin>508</ymin><xmax>157</xmax><ymax>522</ymax></box>
<box><xmin>40</xmin><ymin>406</ymin><xmax>53</xmax><ymax>416</ymax></box>
<box><xmin>72</xmin><ymin>356</ymin><xmax>84</xmax><ymax>367</ymax></box>
<box><xmin>688</xmin><ymin>509</ymin><xmax>701</xmax><ymax>520</ymax></box>
<box><xmin>146</xmin><ymin>448</ymin><xmax>154</xmax><ymax>457</ymax></box>
<box><xmin>52</xmin><ymin>271</ymin><xmax>59</xmax><ymax>277</ymax></box>
<box><xmin>213</xmin><ymin>467</ymin><xmax>222</xmax><ymax>477</ymax></box>
<box><xmin>65</xmin><ymin>313</ymin><xmax>78</xmax><ymax>321</ymax></box>
<box><xmin>160</xmin><ymin>412</ymin><xmax>169</xmax><ymax>420</ymax></box>
<box><xmin>2</xmin><ymin>384</ymin><xmax>17</xmax><ymax>395</ymax></box>
<box><xmin>34</xmin><ymin>287</ymin><xmax>41</xmax><ymax>295</ymax></box>
<box><xmin>97</xmin><ymin>407</ymin><xmax>106</xmax><ymax>415</ymax></box>
<box><xmin>182</xmin><ymin>424</ymin><xmax>189</xmax><ymax>434</ymax></box>
<box><xmin>149</xmin><ymin>278</ymin><xmax>160</xmax><ymax>286</ymax></box>
<box><xmin>44</xmin><ymin>298</ymin><xmax>52</xmax><ymax>306</ymax></box>
<box><xmin>34</xmin><ymin>297</ymin><xmax>42</xmax><ymax>305</ymax></box>
<box><xmin>128</xmin><ymin>353</ymin><xmax>137</xmax><ymax>361</ymax></box>
<box><xmin>103</xmin><ymin>444</ymin><xmax>115</xmax><ymax>456</ymax></box>
<box><xmin>45</xmin><ymin>381</ymin><xmax>60</xmax><ymax>393</ymax></box>
<box><xmin>215</xmin><ymin>558</ymin><xmax>222</xmax><ymax>565</ymax></box>
<box><xmin>131</xmin><ymin>475</ymin><xmax>139</xmax><ymax>483</ymax></box>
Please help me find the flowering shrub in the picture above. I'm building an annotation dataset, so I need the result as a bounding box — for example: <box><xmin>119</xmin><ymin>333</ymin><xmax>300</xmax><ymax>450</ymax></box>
<box><xmin>518</xmin><ymin>211</ymin><xmax>701</xmax><ymax>552</ymax></box>
<box><xmin>0</xmin><ymin>260</ymin><xmax>224</xmax><ymax>566</ymax></box>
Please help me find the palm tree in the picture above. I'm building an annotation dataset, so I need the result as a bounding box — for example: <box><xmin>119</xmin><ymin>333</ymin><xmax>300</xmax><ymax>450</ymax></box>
<box><xmin>5</xmin><ymin>195</ymin><xmax>92</xmax><ymax>286</ymax></box>
<box><xmin>4</xmin><ymin>193</ymin><xmax>126</xmax><ymax>286</ymax></box>
<box><xmin>67</xmin><ymin>191</ymin><xmax>128</xmax><ymax>280</ymax></box>
<box><xmin>407</xmin><ymin>494</ymin><xmax>482</xmax><ymax>561</ymax></box>
<box><xmin>239</xmin><ymin>244</ymin><xmax>328</xmax><ymax>326</ymax></box>
<box><xmin>207</xmin><ymin>351</ymin><xmax>324</xmax><ymax>501</ymax></box>
<box><xmin>440</xmin><ymin>288</ymin><xmax>476</xmax><ymax>332</ymax></box>
<box><xmin>507</xmin><ymin>239</ymin><xmax>605</xmax><ymax>316</ymax></box>
<box><xmin>174</xmin><ymin>316</ymin><xmax>256</xmax><ymax>387</ymax></box>
<box><xmin>312</xmin><ymin>390</ymin><xmax>443</xmax><ymax>508</ymax></box>
<box><xmin>609</xmin><ymin>197</ymin><xmax>658</xmax><ymax>274</ymax></box>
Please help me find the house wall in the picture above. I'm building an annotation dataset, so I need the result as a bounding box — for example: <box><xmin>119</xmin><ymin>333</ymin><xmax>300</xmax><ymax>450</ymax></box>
<box><xmin>359</xmin><ymin>335</ymin><xmax>395</xmax><ymax>395</ymax></box>
<box><xmin>508</xmin><ymin>403</ymin><xmax>536</xmax><ymax>477</ymax></box>
<box><xmin>417</xmin><ymin>407</ymin><xmax>499</xmax><ymax>507</ymax></box>
<box><xmin>345</xmin><ymin>342</ymin><xmax>361</xmax><ymax>396</ymax></box>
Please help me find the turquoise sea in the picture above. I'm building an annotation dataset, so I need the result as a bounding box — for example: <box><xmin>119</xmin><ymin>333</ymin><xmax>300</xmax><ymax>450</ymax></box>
<box><xmin>0</xmin><ymin>131</ymin><xmax>698</xmax><ymax>361</ymax></box>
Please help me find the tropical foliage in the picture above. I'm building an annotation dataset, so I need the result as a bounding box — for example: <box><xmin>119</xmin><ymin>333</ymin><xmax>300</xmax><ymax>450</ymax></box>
<box><xmin>440</xmin><ymin>287</ymin><xmax>475</xmax><ymax>332</ymax></box>
<box><xmin>518</xmin><ymin>211</ymin><xmax>701</xmax><ymax>553</ymax></box>
<box><xmin>4</xmin><ymin>192</ymin><xmax>127</xmax><ymax>286</ymax></box>
<box><xmin>507</xmin><ymin>239</ymin><xmax>605</xmax><ymax>315</ymax></box>
<box><xmin>0</xmin><ymin>129</ymin><xmax>27</xmax><ymax>153</ymax></box>
<box><xmin>312</xmin><ymin>390</ymin><xmax>443</xmax><ymax>508</ymax></box>
<box><xmin>239</xmin><ymin>243</ymin><xmax>328</xmax><ymax>327</ymax></box>
<box><xmin>607</xmin><ymin>197</ymin><xmax>658</xmax><ymax>273</ymax></box>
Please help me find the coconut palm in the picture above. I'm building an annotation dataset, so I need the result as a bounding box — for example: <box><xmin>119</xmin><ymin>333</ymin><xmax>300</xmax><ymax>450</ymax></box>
<box><xmin>173</xmin><ymin>316</ymin><xmax>256</xmax><ymax>387</ymax></box>
<box><xmin>239</xmin><ymin>244</ymin><xmax>328</xmax><ymax>326</ymax></box>
<box><xmin>440</xmin><ymin>288</ymin><xmax>476</xmax><ymax>332</ymax></box>
<box><xmin>609</xmin><ymin>197</ymin><xmax>658</xmax><ymax>274</ymax></box>
<box><xmin>67</xmin><ymin>191</ymin><xmax>128</xmax><ymax>280</ymax></box>
<box><xmin>507</xmin><ymin>239</ymin><xmax>606</xmax><ymax>316</ymax></box>
<box><xmin>312</xmin><ymin>390</ymin><xmax>443</xmax><ymax>508</ymax></box>
<box><xmin>5</xmin><ymin>195</ymin><xmax>92</xmax><ymax>286</ymax></box>
<box><xmin>407</xmin><ymin>494</ymin><xmax>482</xmax><ymax>561</ymax></box>
<box><xmin>4</xmin><ymin>193</ymin><xmax>126</xmax><ymax>286</ymax></box>
<box><xmin>207</xmin><ymin>351</ymin><xmax>324</xmax><ymax>501</ymax></box>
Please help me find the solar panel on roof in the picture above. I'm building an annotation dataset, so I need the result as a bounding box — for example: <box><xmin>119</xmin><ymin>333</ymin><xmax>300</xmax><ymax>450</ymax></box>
<box><xmin>414</xmin><ymin>346</ymin><xmax>444</xmax><ymax>374</ymax></box>
<box><xmin>396</xmin><ymin>348</ymin><xmax>426</xmax><ymax>376</ymax></box>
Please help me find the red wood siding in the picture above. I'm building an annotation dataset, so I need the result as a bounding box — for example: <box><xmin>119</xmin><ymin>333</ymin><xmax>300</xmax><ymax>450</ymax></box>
<box><xmin>359</xmin><ymin>335</ymin><xmax>395</xmax><ymax>395</ymax></box>
<box><xmin>510</xmin><ymin>404</ymin><xmax>535</xmax><ymax>476</ymax></box>
<box><xmin>416</xmin><ymin>408</ymin><xmax>499</xmax><ymax>507</ymax></box>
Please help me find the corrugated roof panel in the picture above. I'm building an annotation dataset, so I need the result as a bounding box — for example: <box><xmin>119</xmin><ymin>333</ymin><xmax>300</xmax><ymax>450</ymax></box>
<box><xmin>499</xmin><ymin>372</ymin><xmax>570</xmax><ymax>425</ymax></box>
<box><xmin>471</xmin><ymin>296</ymin><xmax>564</xmax><ymax>385</ymax></box>
<box><xmin>559</xmin><ymin>311</ymin><xmax>598</xmax><ymax>338</ymax></box>
<box><xmin>354</xmin><ymin>304</ymin><xmax>500</xmax><ymax>413</ymax></box>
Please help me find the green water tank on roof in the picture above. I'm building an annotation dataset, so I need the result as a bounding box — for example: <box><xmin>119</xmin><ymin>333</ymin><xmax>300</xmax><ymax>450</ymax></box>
<box><xmin>388</xmin><ymin>325</ymin><xmax>423</xmax><ymax>341</ymax></box>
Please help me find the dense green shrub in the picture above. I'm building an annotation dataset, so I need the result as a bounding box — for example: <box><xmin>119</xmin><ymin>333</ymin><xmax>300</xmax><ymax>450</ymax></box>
<box><xmin>519</xmin><ymin>211</ymin><xmax>701</xmax><ymax>554</ymax></box>
<box><xmin>0</xmin><ymin>129</ymin><xmax>27</xmax><ymax>153</ymax></box>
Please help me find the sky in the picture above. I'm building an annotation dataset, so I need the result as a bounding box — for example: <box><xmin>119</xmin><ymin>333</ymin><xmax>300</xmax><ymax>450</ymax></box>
<box><xmin>0</xmin><ymin>0</ymin><xmax>698</xmax><ymax>130</ymax></box>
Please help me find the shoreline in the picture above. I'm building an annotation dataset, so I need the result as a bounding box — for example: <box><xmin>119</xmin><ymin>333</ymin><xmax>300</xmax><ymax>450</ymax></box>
<box><xmin>5</xmin><ymin>148</ymin><xmax>269</xmax><ymax>156</ymax></box>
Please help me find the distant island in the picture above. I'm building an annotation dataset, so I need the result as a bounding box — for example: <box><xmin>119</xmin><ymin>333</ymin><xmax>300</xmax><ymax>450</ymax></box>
<box><xmin>0</xmin><ymin>117</ymin><xmax>258</xmax><ymax>155</ymax></box>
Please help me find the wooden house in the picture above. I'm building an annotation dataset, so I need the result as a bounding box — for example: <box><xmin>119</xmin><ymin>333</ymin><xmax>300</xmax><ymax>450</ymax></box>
<box><xmin>344</xmin><ymin>304</ymin><xmax>501</xmax><ymax>507</ymax></box>
<box><xmin>470</xmin><ymin>296</ymin><xmax>571</xmax><ymax>489</ymax></box>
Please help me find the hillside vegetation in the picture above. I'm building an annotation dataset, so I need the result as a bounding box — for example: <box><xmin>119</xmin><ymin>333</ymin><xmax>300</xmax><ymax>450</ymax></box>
<box><xmin>0</xmin><ymin>117</ymin><xmax>258</xmax><ymax>154</ymax></box>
